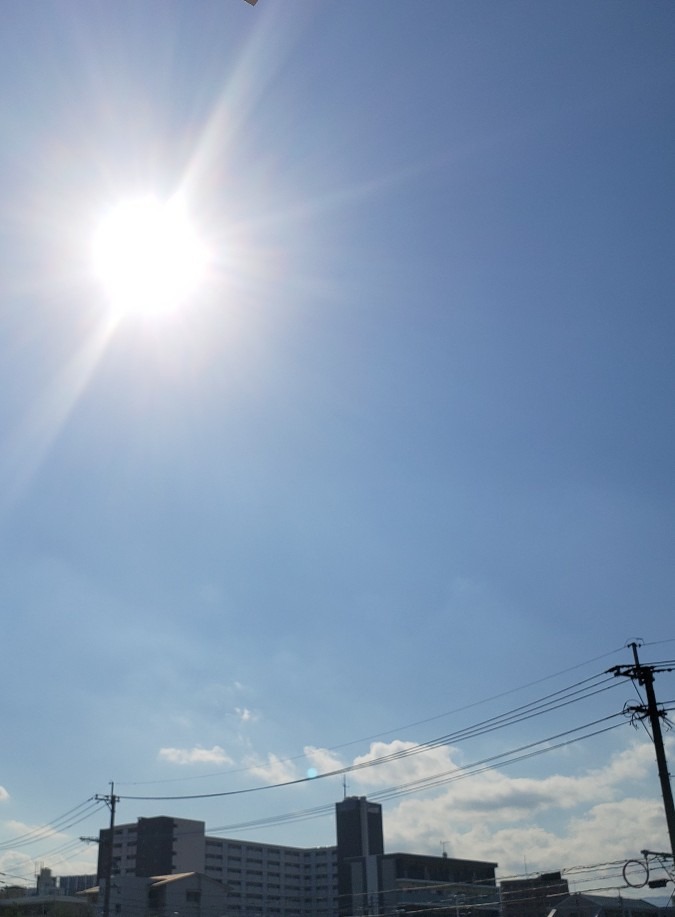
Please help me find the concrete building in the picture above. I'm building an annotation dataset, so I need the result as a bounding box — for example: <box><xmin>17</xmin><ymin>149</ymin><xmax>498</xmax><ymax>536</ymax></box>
<box><xmin>36</xmin><ymin>868</ymin><xmax>58</xmax><ymax>897</ymax></box>
<box><xmin>98</xmin><ymin>817</ymin><xmax>207</xmax><ymax>880</ymax></box>
<box><xmin>83</xmin><ymin>873</ymin><xmax>227</xmax><ymax>917</ymax></box>
<box><xmin>501</xmin><ymin>870</ymin><xmax>570</xmax><ymax>917</ymax></box>
<box><xmin>550</xmin><ymin>893</ymin><xmax>660</xmax><ymax>917</ymax></box>
<box><xmin>335</xmin><ymin>798</ymin><xmax>498</xmax><ymax>917</ymax></box>
<box><xmin>98</xmin><ymin>816</ymin><xmax>337</xmax><ymax>917</ymax></box>
<box><xmin>380</xmin><ymin>852</ymin><xmax>498</xmax><ymax>916</ymax></box>
<box><xmin>336</xmin><ymin>797</ymin><xmax>384</xmax><ymax>917</ymax></box>
<box><xmin>341</xmin><ymin>850</ymin><xmax>499</xmax><ymax>917</ymax></box>
<box><xmin>97</xmin><ymin>800</ymin><xmax>498</xmax><ymax>917</ymax></box>
<box><xmin>59</xmin><ymin>877</ymin><xmax>98</xmax><ymax>897</ymax></box>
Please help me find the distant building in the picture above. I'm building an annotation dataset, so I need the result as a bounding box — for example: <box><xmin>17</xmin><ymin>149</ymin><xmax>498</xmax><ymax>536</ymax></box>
<box><xmin>341</xmin><ymin>849</ymin><xmax>499</xmax><ymax>917</ymax></box>
<box><xmin>59</xmin><ymin>877</ymin><xmax>98</xmax><ymax>897</ymax></box>
<box><xmin>336</xmin><ymin>796</ymin><xmax>384</xmax><ymax>916</ymax></box>
<box><xmin>0</xmin><ymin>893</ymin><xmax>92</xmax><ymax>917</ymax></box>
<box><xmin>97</xmin><ymin>815</ymin><xmax>337</xmax><ymax>917</ymax></box>
<box><xmin>335</xmin><ymin>797</ymin><xmax>498</xmax><ymax>917</ymax></box>
<box><xmin>501</xmin><ymin>870</ymin><xmax>570</xmax><ymax>917</ymax></box>
<box><xmin>380</xmin><ymin>851</ymin><xmax>498</xmax><ymax>916</ymax></box>
<box><xmin>96</xmin><ymin>800</ymin><xmax>499</xmax><ymax>917</ymax></box>
<box><xmin>98</xmin><ymin>816</ymin><xmax>206</xmax><ymax>880</ymax></box>
<box><xmin>0</xmin><ymin>867</ymin><xmax>96</xmax><ymax>917</ymax></box>
<box><xmin>83</xmin><ymin>872</ymin><xmax>226</xmax><ymax>917</ymax></box>
<box><xmin>550</xmin><ymin>893</ymin><xmax>660</xmax><ymax>917</ymax></box>
<box><xmin>36</xmin><ymin>867</ymin><xmax>58</xmax><ymax>897</ymax></box>
<box><xmin>0</xmin><ymin>887</ymin><xmax>27</xmax><ymax>900</ymax></box>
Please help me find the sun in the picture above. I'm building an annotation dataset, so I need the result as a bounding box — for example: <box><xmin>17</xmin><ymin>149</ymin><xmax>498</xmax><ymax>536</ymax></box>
<box><xmin>92</xmin><ymin>196</ymin><xmax>209</xmax><ymax>318</ymax></box>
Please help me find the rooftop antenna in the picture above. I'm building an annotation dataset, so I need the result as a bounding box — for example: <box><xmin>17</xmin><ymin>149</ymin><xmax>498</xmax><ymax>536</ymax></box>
<box><xmin>342</xmin><ymin>775</ymin><xmax>348</xmax><ymax>799</ymax></box>
<box><xmin>440</xmin><ymin>841</ymin><xmax>448</xmax><ymax>859</ymax></box>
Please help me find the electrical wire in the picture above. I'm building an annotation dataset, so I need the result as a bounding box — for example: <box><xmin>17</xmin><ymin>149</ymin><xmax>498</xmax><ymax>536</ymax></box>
<box><xmin>206</xmin><ymin>714</ymin><xmax>626</xmax><ymax>835</ymax></box>
<box><xmin>120</xmin><ymin>645</ymin><xmax>631</xmax><ymax>788</ymax></box>
<box><xmin>0</xmin><ymin>799</ymin><xmax>104</xmax><ymax>851</ymax></box>
<box><xmin>118</xmin><ymin>673</ymin><xmax>621</xmax><ymax>801</ymax></box>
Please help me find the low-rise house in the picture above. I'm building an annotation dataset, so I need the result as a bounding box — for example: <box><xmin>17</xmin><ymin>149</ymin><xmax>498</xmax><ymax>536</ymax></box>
<box><xmin>82</xmin><ymin>871</ymin><xmax>227</xmax><ymax>917</ymax></box>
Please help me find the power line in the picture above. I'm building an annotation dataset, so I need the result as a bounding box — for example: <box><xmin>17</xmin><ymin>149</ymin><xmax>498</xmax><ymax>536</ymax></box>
<box><xmin>0</xmin><ymin>799</ymin><xmax>103</xmax><ymax>851</ymax></box>
<box><xmin>119</xmin><ymin>645</ymin><xmax>631</xmax><ymax>788</ymax></box>
<box><xmin>206</xmin><ymin>714</ymin><xmax>626</xmax><ymax>835</ymax></box>
<box><xmin>119</xmin><ymin>672</ymin><xmax>621</xmax><ymax>801</ymax></box>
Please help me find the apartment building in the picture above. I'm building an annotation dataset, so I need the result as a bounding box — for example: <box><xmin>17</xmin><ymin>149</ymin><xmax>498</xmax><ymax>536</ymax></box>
<box><xmin>336</xmin><ymin>796</ymin><xmax>384</xmax><ymax>917</ymax></box>
<box><xmin>500</xmin><ymin>871</ymin><xmax>570</xmax><ymax>917</ymax></box>
<box><xmin>98</xmin><ymin>816</ymin><xmax>337</xmax><ymax>917</ymax></box>
<box><xmin>376</xmin><ymin>852</ymin><xmax>499</xmax><ymax>917</ymax></box>
<box><xmin>97</xmin><ymin>799</ymin><xmax>499</xmax><ymax>917</ymax></box>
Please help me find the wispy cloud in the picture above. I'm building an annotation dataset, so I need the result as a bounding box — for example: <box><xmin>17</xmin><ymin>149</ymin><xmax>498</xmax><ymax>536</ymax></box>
<box><xmin>304</xmin><ymin>746</ymin><xmax>344</xmax><ymax>774</ymax></box>
<box><xmin>243</xmin><ymin>753</ymin><xmax>299</xmax><ymax>785</ymax></box>
<box><xmin>0</xmin><ymin>849</ymin><xmax>38</xmax><ymax>885</ymax></box>
<box><xmin>0</xmin><ymin>786</ymin><xmax>9</xmax><ymax>803</ymax></box>
<box><xmin>158</xmin><ymin>745</ymin><xmax>234</xmax><ymax>766</ymax></box>
<box><xmin>352</xmin><ymin>740</ymin><xmax>461</xmax><ymax>787</ymax></box>
<box><xmin>345</xmin><ymin>740</ymin><xmax>665</xmax><ymax>876</ymax></box>
<box><xmin>235</xmin><ymin>706</ymin><xmax>258</xmax><ymax>724</ymax></box>
<box><xmin>2</xmin><ymin>819</ymin><xmax>66</xmax><ymax>843</ymax></box>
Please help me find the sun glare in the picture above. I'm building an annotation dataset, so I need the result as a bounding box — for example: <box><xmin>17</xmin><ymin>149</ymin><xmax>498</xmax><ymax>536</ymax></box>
<box><xmin>92</xmin><ymin>196</ymin><xmax>209</xmax><ymax>317</ymax></box>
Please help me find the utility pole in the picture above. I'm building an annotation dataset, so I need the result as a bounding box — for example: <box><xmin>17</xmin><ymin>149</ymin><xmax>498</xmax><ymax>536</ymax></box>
<box><xmin>95</xmin><ymin>783</ymin><xmax>119</xmax><ymax>917</ymax></box>
<box><xmin>608</xmin><ymin>642</ymin><xmax>675</xmax><ymax>862</ymax></box>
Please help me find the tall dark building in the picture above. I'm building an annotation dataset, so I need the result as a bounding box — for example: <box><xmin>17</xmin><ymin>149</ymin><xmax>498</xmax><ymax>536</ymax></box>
<box><xmin>336</xmin><ymin>797</ymin><xmax>384</xmax><ymax>860</ymax></box>
<box><xmin>336</xmin><ymin>797</ymin><xmax>384</xmax><ymax>916</ymax></box>
<box><xmin>335</xmin><ymin>797</ymin><xmax>498</xmax><ymax>917</ymax></box>
<box><xmin>97</xmin><ymin>816</ymin><xmax>206</xmax><ymax>881</ymax></box>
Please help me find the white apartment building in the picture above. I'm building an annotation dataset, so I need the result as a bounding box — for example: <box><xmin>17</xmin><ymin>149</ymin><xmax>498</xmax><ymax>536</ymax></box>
<box><xmin>97</xmin><ymin>800</ymin><xmax>498</xmax><ymax>917</ymax></box>
<box><xmin>98</xmin><ymin>816</ymin><xmax>337</xmax><ymax>917</ymax></box>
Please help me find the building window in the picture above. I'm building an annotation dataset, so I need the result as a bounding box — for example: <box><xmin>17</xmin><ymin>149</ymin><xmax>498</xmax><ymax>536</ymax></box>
<box><xmin>185</xmin><ymin>891</ymin><xmax>201</xmax><ymax>904</ymax></box>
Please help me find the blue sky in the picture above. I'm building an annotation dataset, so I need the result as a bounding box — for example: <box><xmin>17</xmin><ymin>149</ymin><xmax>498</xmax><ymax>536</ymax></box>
<box><xmin>1</xmin><ymin>0</ymin><xmax>674</xmax><ymax>894</ymax></box>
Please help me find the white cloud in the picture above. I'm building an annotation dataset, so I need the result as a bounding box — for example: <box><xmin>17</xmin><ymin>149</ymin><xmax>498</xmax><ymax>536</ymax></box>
<box><xmin>243</xmin><ymin>753</ymin><xmax>299</xmax><ymax>785</ymax></box>
<box><xmin>231</xmin><ymin>730</ymin><xmax>667</xmax><ymax>887</ymax></box>
<box><xmin>341</xmin><ymin>738</ymin><xmax>657</xmax><ymax>818</ymax></box>
<box><xmin>2</xmin><ymin>819</ymin><xmax>65</xmax><ymax>843</ymax></box>
<box><xmin>235</xmin><ymin>707</ymin><xmax>258</xmax><ymax>724</ymax></box>
<box><xmin>351</xmin><ymin>740</ymin><xmax>461</xmax><ymax>788</ymax></box>
<box><xmin>397</xmin><ymin>794</ymin><xmax>666</xmax><ymax>883</ymax></box>
<box><xmin>0</xmin><ymin>849</ymin><xmax>36</xmax><ymax>885</ymax></box>
<box><xmin>304</xmin><ymin>746</ymin><xmax>345</xmax><ymax>774</ymax></box>
<box><xmin>297</xmin><ymin>737</ymin><xmax>668</xmax><ymax>881</ymax></box>
<box><xmin>158</xmin><ymin>745</ymin><xmax>233</xmax><ymax>765</ymax></box>
<box><xmin>0</xmin><ymin>786</ymin><xmax>8</xmax><ymax>803</ymax></box>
